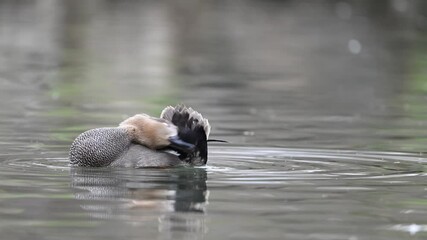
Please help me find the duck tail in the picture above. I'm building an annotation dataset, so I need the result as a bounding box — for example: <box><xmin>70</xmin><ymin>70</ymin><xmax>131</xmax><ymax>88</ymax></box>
<box><xmin>161</xmin><ymin>105</ymin><xmax>211</xmax><ymax>165</ymax></box>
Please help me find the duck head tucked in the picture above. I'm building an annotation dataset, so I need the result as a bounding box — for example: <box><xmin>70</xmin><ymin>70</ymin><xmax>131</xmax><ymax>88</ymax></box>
<box><xmin>118</xmin><ymin>114</ymin><xmax>194</xmax><ymax>152</ymax></box>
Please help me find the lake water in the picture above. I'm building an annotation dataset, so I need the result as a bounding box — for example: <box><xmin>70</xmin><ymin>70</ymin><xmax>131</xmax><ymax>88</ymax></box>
<box><xmin>0</xmin><ymin>0</ymin><xmax>427</xmax><ymax>239</ymax></box>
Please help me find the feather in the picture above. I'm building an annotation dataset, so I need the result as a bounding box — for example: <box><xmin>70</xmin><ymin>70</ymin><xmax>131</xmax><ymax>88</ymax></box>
<box><xmin>160</xmin><ymin>105</ymin><xmax>211</xmax><ymax>165</ymax></box>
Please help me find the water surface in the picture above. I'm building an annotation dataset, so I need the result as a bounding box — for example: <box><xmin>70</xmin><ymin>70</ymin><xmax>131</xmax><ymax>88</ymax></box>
<box><xmin>0</xmin><ymin>1</ymin><xmax>427</xmax><ymax>239</ymax></box>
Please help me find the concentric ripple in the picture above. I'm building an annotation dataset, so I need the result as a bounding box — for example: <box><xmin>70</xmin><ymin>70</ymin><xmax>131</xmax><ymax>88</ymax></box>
<box><xmin>2</xmin><ymin>156</ymin><xmax>69</xmax><ymax>172</ymax></box>
<box><xmin>206</xmin><ymin>146</ymin><xmax>427</xmax><ymax>181</ymax></box>
<box><xmin>1</xmin><ymin>147</ymin><xmax>426</xmax><ymax>179</ymax></box>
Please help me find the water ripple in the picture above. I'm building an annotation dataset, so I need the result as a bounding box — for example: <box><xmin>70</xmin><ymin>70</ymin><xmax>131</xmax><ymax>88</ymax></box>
<box><xmin>1</xmin><ymin>146</ymin><xmax>425</xmax><ymax>183</ymax></box>
<box><xmin>206</xmin><ymin>147</ymin><xmax>427</xmax><ymax>182</ymax></box>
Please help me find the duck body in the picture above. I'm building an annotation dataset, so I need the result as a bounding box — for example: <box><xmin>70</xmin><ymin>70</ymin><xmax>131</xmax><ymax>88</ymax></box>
<box><xmin>69</xmin><ymin>128</ymin><xmax>181</xmax><ymax>167</ymax></box>
<box><xmin>111</xmin><ymin>144</ymin><xmax>181</xmax><ymax>168</ymax></box>
<box><xmin>70</xmin><ymin>128</ymin><xmax>129</xmax><ymax>167</ymax></box>
<box><xmin>69</xmin><ymin>105</ymin><xmax>210</xmax><ymax>168</ymax></box>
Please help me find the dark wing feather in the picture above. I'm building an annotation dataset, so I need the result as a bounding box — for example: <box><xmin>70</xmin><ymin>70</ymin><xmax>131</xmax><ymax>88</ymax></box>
<box><xmin>160</xmin><ymin>105</ymin><xmax>210</xmax><ymax>165</ymax></box>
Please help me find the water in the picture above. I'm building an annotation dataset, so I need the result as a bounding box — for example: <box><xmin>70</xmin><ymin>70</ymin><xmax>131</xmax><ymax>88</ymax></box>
<box><xmin>0</xmin><ymin>0</ymin><xmax>427</xmax><ymax>239</ymax></box>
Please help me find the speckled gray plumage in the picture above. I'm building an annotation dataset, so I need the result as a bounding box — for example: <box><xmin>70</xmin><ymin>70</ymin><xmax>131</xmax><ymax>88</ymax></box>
<box><xmin>70</xmin><ymin>127</ymin><xmax>182</xmax><ymax>168</ymax></box>
<box><xmin>70</xmin><ymin>128</ymin><xmax>130</xmax><ymax>167</ymax></box>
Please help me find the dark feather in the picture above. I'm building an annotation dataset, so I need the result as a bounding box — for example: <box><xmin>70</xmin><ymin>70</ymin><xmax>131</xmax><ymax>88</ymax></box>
<box><xmin>161</xmin><ymin>105</ymin><xmax>210</xmax><ymax>165</ymax></box>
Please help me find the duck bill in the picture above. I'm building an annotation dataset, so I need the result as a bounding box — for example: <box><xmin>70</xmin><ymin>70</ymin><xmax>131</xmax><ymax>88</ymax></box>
<box><xmin>168</xmin><ymin>136</ymin><xmax>195</xmax><ymax>153</ymax></box>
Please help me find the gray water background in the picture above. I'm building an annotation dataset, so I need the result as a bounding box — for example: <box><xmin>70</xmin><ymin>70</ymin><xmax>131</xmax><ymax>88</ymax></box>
<box><xmin>0</xmin><ymin>0</ymin><xmax>427</xmax><ymax>239</ymax></box>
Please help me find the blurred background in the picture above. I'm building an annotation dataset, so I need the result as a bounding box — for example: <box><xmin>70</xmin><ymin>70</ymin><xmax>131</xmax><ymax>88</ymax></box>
<box><xmin>1</xmin><ymin>1</ymin><xmax>427</xmax><ymax>240</ymax></box>
<box><xmin>1</xmin><ymin>0</ymin><xmax>427</xmax><ymax>152</ymax></box>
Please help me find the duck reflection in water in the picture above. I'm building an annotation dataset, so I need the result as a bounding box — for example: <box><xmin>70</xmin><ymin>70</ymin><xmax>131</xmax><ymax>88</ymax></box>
<box><xmin>71</xmin><ymin>167</ymin><xmax>208</xmax><ymax>213</ymax></box>
<box><xmin>70</xmin><ymin>167</ymin><xmax>208</xmax><ymax>234</ymax></box>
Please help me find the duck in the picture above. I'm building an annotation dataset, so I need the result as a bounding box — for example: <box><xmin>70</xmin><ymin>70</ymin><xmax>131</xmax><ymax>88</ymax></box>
<box><xmin>69</xmin><ymin>105</ymin><xmax>211</xmax><ymax>168</ymax></box>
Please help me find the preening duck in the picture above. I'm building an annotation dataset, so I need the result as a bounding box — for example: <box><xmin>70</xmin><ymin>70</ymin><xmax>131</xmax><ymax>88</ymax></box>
<box><xmin>69</xmin><ymin>105</ymin><xmax>211</xmax><ymax>168</ymax></box>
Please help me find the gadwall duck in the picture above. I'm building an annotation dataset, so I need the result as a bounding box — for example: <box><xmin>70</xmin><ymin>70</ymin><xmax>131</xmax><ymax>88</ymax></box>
<box><xmin>69</xmin><ymin>105</ymin><xmax>211</xmax><ymax>168</ymax></box>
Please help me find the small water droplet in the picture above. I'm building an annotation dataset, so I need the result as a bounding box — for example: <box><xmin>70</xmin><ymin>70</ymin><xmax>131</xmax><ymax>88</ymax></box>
<box><xmin>408</xmin><ymin>224</ymin><xmax>422</xmax><ymax>235</ymax></box>
<box><xmin>348</xmin><ymin>39</ymin><xmax>362</xmax><ymax>54</ymax></box>
<box><xmin>243</xmin><ymin>131</ymin><xmax>255</xmax><ymax>136</ymax></box>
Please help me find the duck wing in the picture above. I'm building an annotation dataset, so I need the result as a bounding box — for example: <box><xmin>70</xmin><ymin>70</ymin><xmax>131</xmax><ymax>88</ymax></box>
<box><xmin>160</xmin><ymin>105</ymin><xmax>210</xmax><ymax>165</ymax></box>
